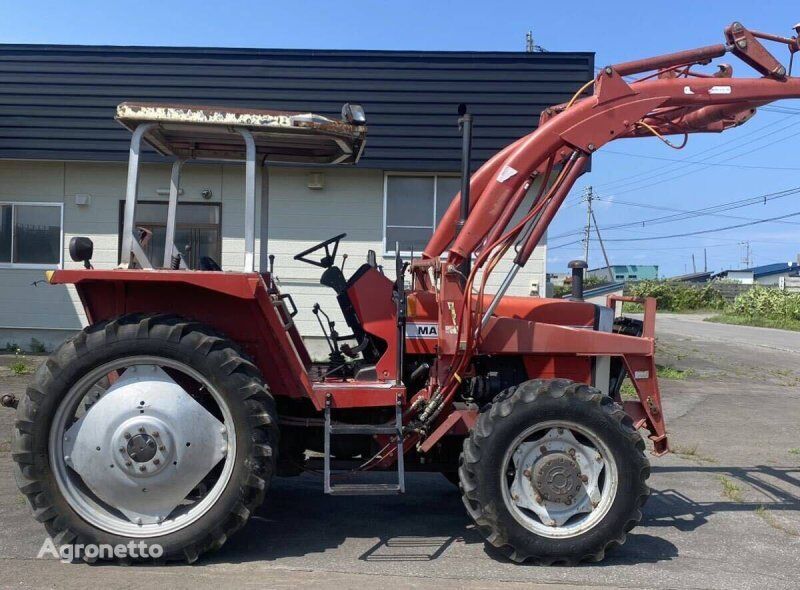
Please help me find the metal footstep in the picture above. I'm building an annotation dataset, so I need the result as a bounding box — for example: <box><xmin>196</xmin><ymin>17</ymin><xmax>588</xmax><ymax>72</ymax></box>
<box><xmin>323</xmin><ymin>395</ymin><xmax>405</xmax><ymax>495</ymax></box>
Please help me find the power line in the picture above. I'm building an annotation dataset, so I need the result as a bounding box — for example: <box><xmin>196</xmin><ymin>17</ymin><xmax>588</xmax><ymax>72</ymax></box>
<box><xmin>592</xmin><ymin>194</ymin><xmax>800</xmax><ymax>226</ymax></box>
<box><xmin>549</xmin><ymin>185</ymin><xmax>800</xmax><ymax>240</ymax></box>
<box><xmin>597</xmin><ymin>209</ymin><xmax>800</xmax><ymax>242</ymax></box>
<box><xmin>604</xmin><ymin>120</ymin><xmax>800</xmax><ymax>196</ymax></box>
<box><xmin>599</xmin><ymin>149</ymin><xmax>800</xmax><ymax>171</ymax></box>
<box><xmin>592</xmin><ymin>114</ymin><xmax>797</xmax><ymax>191</ymax></box>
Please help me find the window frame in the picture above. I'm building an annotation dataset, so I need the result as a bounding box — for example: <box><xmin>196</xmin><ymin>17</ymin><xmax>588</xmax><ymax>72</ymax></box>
<box><xmin>117</xmin><ymin>200</ymin><xmax>223</xmax><ymax>268</ymax></box>
<box><xmin>382</xmin><ymin>171</ymin><xmax>460</xmax><ymax>256</ymax></box>
<box><xmin>0</xmin><ymin>201</ymin><xmax>64</xmax><ymax>270</ymax></box>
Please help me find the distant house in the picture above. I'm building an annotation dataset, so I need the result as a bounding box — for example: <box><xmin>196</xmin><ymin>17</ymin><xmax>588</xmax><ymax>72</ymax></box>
<box><xmin>668</xmin><ymin>271</ymin><xmax>713</xmax><ymax>284</ymax></box>
<box><xmin>717</xmin><ymin>262</ymin><xmax>800</xmax><ymax>285</ymax></box>
<box><xmin>587</xmin><ymin>264</ymin><xmax>658</xmax><ymax>282</ymax></box>
<box><xmin>561</xmin><ymin>281</ymin><xmax>625</xmax><ymax>306</ymax></box>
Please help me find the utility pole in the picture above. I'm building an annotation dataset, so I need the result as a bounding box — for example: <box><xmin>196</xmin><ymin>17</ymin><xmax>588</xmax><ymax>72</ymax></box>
<box><xmin>583</xmin><ymin>186</ymin><xmax>593</xmax><ymax>270</ymax></box>
<box><xmin>691</xmin><ymin>253</ymin><xmax>696</xmax><ymax>274</ymax></box>
<box><xmin>591</xmin><ymin>209</ymin><xmax>615</xmax><ymax>282</ymax></box>
<box><xmin>704</xmin><ymin>248</ymin><xmax>707</xmax><ymax>272</ymax></box>
<box><xmin>739</xmin><ymin>241</ymin><xmax>752</xmax><ymax>268</ymax></box>
<box><xmin>525</xmin><ymin>31</ymin><xmax>534</xmax><ymax>53</ymax></box>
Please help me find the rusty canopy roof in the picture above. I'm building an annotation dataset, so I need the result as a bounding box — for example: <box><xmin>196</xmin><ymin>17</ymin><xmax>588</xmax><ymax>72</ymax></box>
<box><xmin>116</xmin><ymin>101</ymin><xmax>367</xmax><ymax>164</ymax></box>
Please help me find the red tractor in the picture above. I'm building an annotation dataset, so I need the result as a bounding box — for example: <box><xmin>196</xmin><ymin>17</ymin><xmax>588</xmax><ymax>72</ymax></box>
<box><xmin>6</xmin><ymin>22</ymin><xmax>800</xmax><ymax>564</ymax></box>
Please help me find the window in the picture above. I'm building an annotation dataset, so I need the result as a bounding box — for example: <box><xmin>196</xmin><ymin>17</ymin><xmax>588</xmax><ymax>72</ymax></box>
<box><xmin>383</xmin><ymin>173</ymin><xmax>461</xmax><ymax>254</ymax></box>
<box><xmin>119</xmin><ymin>201</ymin><xmax>221</xmax><ymax>269</ymax></box>
<box><xmin>0</xmin><ymin>202</ymin><xmax>63</xmax><ymax>268</ymax></box>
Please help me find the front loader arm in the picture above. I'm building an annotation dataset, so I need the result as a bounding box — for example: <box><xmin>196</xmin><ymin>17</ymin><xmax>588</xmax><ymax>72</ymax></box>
<box><xmin>423</xmin><ymin>21</ymin><xmax>800</xmax><ymax>262</ymax></box>
<box><xmin>402</xmin><ymin>21</ymin><xmax>800</xmax><ymax>460</ymax></box>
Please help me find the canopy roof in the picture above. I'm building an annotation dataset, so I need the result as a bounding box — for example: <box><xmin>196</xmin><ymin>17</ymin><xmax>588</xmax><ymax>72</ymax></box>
<box><xmin>116</xmin><ymin>101</ymin><xmax>367</xmax><ymax>164</ymax></box>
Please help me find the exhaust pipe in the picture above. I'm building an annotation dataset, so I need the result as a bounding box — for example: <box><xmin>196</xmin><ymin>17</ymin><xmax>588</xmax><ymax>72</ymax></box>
<box><xmin>569</xmin><ymin>260</ymin><xmax>588</xmax><ymax>301</ymax></box>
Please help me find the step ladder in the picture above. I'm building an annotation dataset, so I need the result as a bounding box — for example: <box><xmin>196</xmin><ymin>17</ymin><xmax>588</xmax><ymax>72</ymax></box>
<box><xmin>323</xmin><ymin>394</ymin><xmax>405</xmax><ymax>495</ymax></box>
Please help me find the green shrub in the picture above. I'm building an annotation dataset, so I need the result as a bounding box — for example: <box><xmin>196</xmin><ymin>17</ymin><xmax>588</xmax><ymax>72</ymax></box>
<box><xmin>10</xmin><ymin>360</ymin><xmax>28</xmax><ymax>375</ymax></box>
<box><xmin>29</xmin><ymin>337</ymin><xmax>47</xmax><ymax>354</ymax></box>
<box><xmin>553</xmin><ymin>275</ymin><xmax>609</xmax><ymax>298</ymax></box>
<box><xmin>727</xmin><ymin>287</ymin><xmax>800</xmax><ymax>320</ymax></box>
<box><xmin>626</xmin><ymin>280</ymin><xmax>725</xmax><ymax>312</ymax></box>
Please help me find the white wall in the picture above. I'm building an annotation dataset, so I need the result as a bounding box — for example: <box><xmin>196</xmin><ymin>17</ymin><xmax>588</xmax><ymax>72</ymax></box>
<box><xmin>0</xmin><ymin>160</ymin><xmax>546</xmax><ymax>353</ymax></box>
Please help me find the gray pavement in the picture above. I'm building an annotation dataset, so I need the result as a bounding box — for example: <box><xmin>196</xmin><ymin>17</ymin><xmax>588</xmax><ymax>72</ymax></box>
<box><xmin>1</xmin><ymin>315</ymin><xmax>799</xmax><ymax>589</ymax></box>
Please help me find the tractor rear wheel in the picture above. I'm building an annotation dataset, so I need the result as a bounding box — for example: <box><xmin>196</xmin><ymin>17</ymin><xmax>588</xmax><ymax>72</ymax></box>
<box><xmin>459</xmin><ymin>379</ymin><xmax>649</xmax><ymax>564</ymax></box>
<box><xmin>12</xmin><ymin>313</ymin><xmax>278</xmax><ymax>563</ymax></box>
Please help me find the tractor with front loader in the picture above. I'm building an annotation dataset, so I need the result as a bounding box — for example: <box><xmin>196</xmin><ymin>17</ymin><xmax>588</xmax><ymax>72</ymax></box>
<box><xmin>5</xmin><ymin>21</ymin><xmax>800</xmax><ymax>565</ymax></box>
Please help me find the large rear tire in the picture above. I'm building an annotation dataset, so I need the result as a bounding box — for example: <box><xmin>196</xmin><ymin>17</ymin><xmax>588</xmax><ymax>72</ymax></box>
<box><xmin>12</xmin><ymin>313</ymin><xmax>278</xmax><ymax>563</ymax></box>
<box><xmin>459</xmin><ymin>379</ymin><xmax>649</xmax><ymax>564</ymax></box>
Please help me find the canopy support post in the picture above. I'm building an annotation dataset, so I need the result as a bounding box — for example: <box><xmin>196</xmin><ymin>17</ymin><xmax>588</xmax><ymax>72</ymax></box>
<box><xmin>120</xmin><ymin>123</ymin><xmax>156</xmax><ymax>268</ymax></box>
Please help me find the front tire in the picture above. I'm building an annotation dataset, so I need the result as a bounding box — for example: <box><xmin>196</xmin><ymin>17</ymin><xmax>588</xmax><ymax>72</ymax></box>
<box><xmin>459</xmin><ymin>379</ymin><xmax>649</xmax><ymax>564</ymax></box>
<box><xmin>12</xmin><ymin>313</ymin><xmax>278</xmax><ymax>563</ymax></box>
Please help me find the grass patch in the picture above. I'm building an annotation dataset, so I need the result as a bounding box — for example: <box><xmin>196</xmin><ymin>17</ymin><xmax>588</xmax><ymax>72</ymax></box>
<box><xmin>9</xmin><ymin>361</ymin><xmax>29</xmax><ymax>375</ymax></box>
<box><xmin>619</xmin><ymin>379</ymin><xmax>637</xmax><ymax>400</ymax></box>
<box><xmin>671</xmin><ymin>444</ymin><xmax>716</xmax><ymax>463</ymax></box>
<box><xmin>789</xmin><ymin>448</ymin><xmax>800</xmax><ymax>456</ymax></box>
<box><xmin>718</xmin><ymin>476</ymin><xmax>744</xmax><ymax>502</ymax></box>
<box><xmin>656</xmin><ymin>365</ymin><xmax>694</xmax><ymax>380</ymax></box>
<box><xmin>706</xmin><ymin>314</ymin><xmax>800</xmax><ymax>332</ymax></box>
<box><xmin>755</xmin><ymin>505</ymin><xmax>799</xmax><ymax>537</ymax></box>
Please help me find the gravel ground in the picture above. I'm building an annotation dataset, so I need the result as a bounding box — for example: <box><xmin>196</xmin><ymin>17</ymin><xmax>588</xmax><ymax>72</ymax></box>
<box><xmin>0</xmin><ymin>313</ymin><xmax>798</xmax><ymax>589</ymax></box>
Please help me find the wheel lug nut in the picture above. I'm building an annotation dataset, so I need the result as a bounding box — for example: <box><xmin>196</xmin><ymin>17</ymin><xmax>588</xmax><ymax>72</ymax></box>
<box><xmin>557</xmin><ymin>427</ymin><xmax>564</xmax><ymax>434</ymax></box>
<box><xmin>568</xmin><ymin>448</ymin><xmax>576</xmax><ymax>458</ymax></box>
<box><xmin>139</xmin><ymin>465</ymin><xmax>146</xmax><ymax>472</ymax></box>
<box><xmin>138</xmin><ymin>427</ymin><xmax>146</xmax><ymax>433</ymax></box>
<box><xmin>535</xmin><ymin>494</ymin><xmax>543</xmax><ymax>504</ymax></box>
<box><xmin>152</xmin><ymin>432</ymin><xmax>159</xmax><ymax>438</ymax></box>
<box><xmin>539</xmin><ymin>445</ymin><xmax>548</xmax><ymax>453</ymax></box>
<box><xmin>523</xmin><ymin>468</ymin><xmax>531</xmax><ymax>478</ymax></box>
<box><xmin>119</xmin><ymin>447</ymin><xmax>125</xmax><ymax>453</ymax></box>
<box><xmin>153</xmin><ymin>459</ymin><xmax>160</xmax><ymax>465</ymax></box>
<box><xmin>124</xmin><ymin>433</ymin><xmax>131</xmax><ymax>440</ymax></box>
<box><xmin>580</xmin><ymin>474</ymin><xmax>588</xmax><ymax>483</ymax></box>
<box><xmin>125</xmin><ymin>461</ymin><xmax>132</xmax><ymax>466</ymax></box>
<box><xmin>159</xmin><ymin>445</ymin><xmax>166</xmax><ymax>451</ymax></box>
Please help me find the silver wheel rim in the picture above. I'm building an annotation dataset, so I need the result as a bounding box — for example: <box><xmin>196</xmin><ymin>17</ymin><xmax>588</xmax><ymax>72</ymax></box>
<box><xmin>49</xmin><ymin>355</ymin><xmax>236</xmax><ymax>538</ymax></box>
<box><xmin>500</xmin><ymin>420</ymin><xmax>619</xmax><ymax>539</ymax></box>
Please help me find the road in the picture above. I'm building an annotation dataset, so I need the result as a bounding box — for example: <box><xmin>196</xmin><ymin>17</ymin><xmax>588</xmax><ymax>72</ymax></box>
<box><xmin>0</xmin><ymin>314</ymin><xmax>798</xmax><ymax>589</ymax></box>
<box><xmin>646</xmin><ymin>312</ymin><xmax>800</xmax><ymax>354</ymax></box>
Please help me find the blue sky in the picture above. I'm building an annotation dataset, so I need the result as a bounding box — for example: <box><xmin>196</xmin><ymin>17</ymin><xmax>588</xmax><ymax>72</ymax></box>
<box><xmin>1</xmin><ymin>1</ymin><xmax>799</xmax><ymax>276</ymax></box>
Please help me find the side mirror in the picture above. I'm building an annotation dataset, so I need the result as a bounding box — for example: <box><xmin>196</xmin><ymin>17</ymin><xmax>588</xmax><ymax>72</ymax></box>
<box><xmin>69</xmin><ymin>236</ymin><xmax>94</xmax><ymax>269</ymax></box>
<box><xmin>341</xmin><ymin>103</ymin><xmax>366</xmax><ymax>126</ymax></box>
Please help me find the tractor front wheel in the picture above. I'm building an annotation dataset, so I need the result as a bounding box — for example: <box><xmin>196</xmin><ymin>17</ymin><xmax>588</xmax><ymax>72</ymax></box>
<box><xmin>12</xmin><ymin>313</ymin><xmax>278</xmax><ymax>563</ymax></box>
<box><xmin>459</xmin><ymin>379</ymin><xmax>649</xmax><ymax>564</ymax></box>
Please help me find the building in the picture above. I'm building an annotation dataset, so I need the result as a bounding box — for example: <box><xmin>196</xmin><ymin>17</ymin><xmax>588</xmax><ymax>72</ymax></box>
<box><xmin>717</xmin><ymin>262</ymin><xmax>800</xmax><ymax>285</ymax></box>
<box><xmin>0</xmin><ymin>43</ymin><xmax>593</xmax><ymax>354</ymax></box>
<box><xmin>560</xmin><ymin>281</ymin><xmax>625</xmax><ymax>306</ymax></box>
<box><xmin>587</xmin><ymin>264</ymin><xmax>659</xmax><ymax>282</ymax></box>
<box><xmin>668</xmin><ymin>271</ymin><xmax>713</xmax><ymax>283</ymax></box>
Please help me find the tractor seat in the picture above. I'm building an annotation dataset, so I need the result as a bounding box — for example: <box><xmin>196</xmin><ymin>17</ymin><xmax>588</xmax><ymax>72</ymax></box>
<box><xmin>199</xmin><ymin>256</ymin><xmax>222</xmax><ymax>271</ymax></box>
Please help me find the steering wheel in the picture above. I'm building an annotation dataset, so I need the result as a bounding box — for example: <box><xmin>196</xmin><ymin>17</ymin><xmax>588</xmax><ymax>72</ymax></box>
<box><xmin>293</xmin><ymin>233</ymin><xmax>346</xmax><ymax>268</ymax></box>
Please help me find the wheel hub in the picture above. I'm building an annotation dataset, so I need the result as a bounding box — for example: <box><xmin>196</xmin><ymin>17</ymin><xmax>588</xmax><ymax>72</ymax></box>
<box><xmin>508</xmin><ymin>424</ymin><xmax>612</xmax><ymax>535</ymax></box>
<box><xmin>531</xmin><ymin>452</ymin><xmax>582</xmax><ymax>504</ymax></box>
<box><xmin>127</xmin><ymin>434</ymin><xmax>157</xmax><ymax>463</ymax></box>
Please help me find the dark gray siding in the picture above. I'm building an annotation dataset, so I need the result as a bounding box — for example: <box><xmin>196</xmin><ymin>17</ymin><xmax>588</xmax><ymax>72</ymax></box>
<box><xmin>0</xmin><ymin>45</ymin><xmax>593</xmax><ymax>170</ymax></box>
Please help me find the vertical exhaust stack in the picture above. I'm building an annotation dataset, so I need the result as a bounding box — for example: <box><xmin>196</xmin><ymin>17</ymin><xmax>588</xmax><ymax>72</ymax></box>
<box><xmin>456</xmin><ymin>103</ymin><xmax>473</xmax><ymax>274</ymax></box>
<box><xmin>569</xmin><ymin>260</ymin><xmax>588</xmax><ymax>301</ymax></box>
